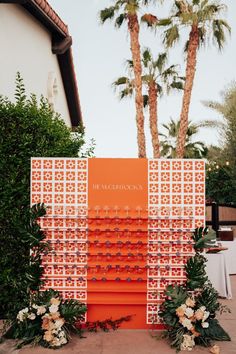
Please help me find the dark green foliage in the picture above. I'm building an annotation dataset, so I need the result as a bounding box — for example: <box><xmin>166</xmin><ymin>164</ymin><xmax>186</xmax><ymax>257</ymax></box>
<box><xmin>196</xmin><ymin>284</ymin><xmax>220</xmax><ymax>315</ymax></box>
<box><xmin>0</xmin><ymin>203</ymin><xmax>48</xmax><ymax>319</ymax></box>
<box><xmin>191</xmin><ymin>227</ymin><xmax>216</xmax><ymax>251</ymax></box>
<box><xmin>185</xmin><ymin>254</ymin><xmax>208</xmax><ymax>290</ymax></box>
<box><xmin>159</xmin><ymin>228</ymin><xmax>231</xmax><ymax>351</ymax></box>
<box><xmin>0</xmin><ymin>73</ymin><xmax>94</xmax><ymax>318</ymax></box>
<box><xmin>159</xmin><ymin>285</ymin><xmax>188</xmax><ymax>327</ymax></box>
<box><xmin>4</xmin><ymin>289</ymin><xmax>87</xmax><ymax>349</ymax></box>
<box><xmin>206</xmin><ymin>164</ymin><xmax>236</xmax><ymax>204</ymax></box>
<box><xmin>196</xmin><ymin>319</ymin><xmax>231</xmax><ymax>346</ymax></box>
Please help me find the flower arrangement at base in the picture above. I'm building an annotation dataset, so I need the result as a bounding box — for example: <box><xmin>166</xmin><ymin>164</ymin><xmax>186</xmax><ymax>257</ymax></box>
<box><xmin>4</xmin><ymin>289</ymin><xmax>87</xmax><ymax>349</ymax></box>
<box><xmin>159</xmin><ymin>227</ymin><xmax>231</xmax><ymax>352</ymax></box>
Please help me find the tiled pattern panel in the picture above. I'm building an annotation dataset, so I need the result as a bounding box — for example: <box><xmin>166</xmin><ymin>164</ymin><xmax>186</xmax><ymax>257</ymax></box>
<box><xmin>147</xmin><ymin>159</ymin><xmax>205</xmax><ymax>324</ymax></box>
<box><xmin>31</xmin><ymin>158</ymin><xmax>88</xmax><ymax>305</ymax></box>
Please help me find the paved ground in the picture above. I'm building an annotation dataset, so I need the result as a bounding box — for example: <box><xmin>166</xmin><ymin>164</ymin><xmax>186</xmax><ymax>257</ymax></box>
<box><xmin>1</xmin><ymin>276</ymin><xmax>236</xmax><ymax>354</ymax></box>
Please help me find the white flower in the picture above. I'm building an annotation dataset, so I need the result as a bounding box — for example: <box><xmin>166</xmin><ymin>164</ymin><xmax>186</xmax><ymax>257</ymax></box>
<box><xmin>181</xmin><ymin>318</ymin><xmax>193</xmax><ymax>330</ymax></box>
<box><xmin>28</xmin><ymin>313</ymin><xmax>36</xmax><ymax>320</ymax></box>
<box><xmin>54</xmin><ymin>318</ymin><xmax>65</xmax><ymax>329</ymax></box>
<box><xmin>17</xmin><ymin>307</ymin><xmax>29</xmax><ymax>322</ymax></box>
<box><xmin>202</xmin><ymin>322</ymin><xmax>209</xmax><ymax>328</ymax></box>
<box><xmin>49</xmin><ymin>304</ymin><xmax>59</xmax><ymax>313</ymax></box>
<box><xmin>185</xmin><ymin>307</ymin><xmax>194</xmax><ymax>319</ymax></box>
<box><xmin>36</xmin><ymin>306</ymin><xmax>46</xmax><ymax>315</ymax></box>
<box><xmin>180</xmin><ymin>304</ymin><xmax>187</xmax><ymax>311</ymax></box>
<box><xmin>59</xmin><ymin>336</ymin><xmax>67</xmax><ymax>345</ymax></box>
<box><xmin>202</xmin><ymin>311</ymin><xmax>210</xmax><ymax>322</ymax></box>
<box><xmin>181</xmin><ymin>334</ymin><xmax>195</xmax><ymax>351</ymax></box>
<box><xmin>32</xmin><ymin>304</ymin><xmax>38</xmax><ymax>309</ymax></box>
<box><xmin>199</xmin><ymin>306</ymin><xmax>206</xmax><ymax>312</ymax></box>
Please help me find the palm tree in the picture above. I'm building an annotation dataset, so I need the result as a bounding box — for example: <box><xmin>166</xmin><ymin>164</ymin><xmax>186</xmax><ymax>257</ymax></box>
<box><xmin>158</xmin><ymin>0</ymin><xmax>230</xmax><ymax>158</ymax></box>
<box><xmin>113</xmin><ymin>49</ymin><xmax>184</xmax><ymax>158</ymax></box>
<box><xmin>159</xmin><ymin>118</ymin><xmax>208</xmax><ymax>158</ymax></box>
<box><xmin>100</xmin><ymin>1</ymin><xmax>158</xmax><ymax>158</ymax></box>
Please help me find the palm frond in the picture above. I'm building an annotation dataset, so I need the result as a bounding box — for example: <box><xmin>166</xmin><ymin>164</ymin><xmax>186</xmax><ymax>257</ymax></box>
<box><xmin>155</xmin><ymin>52</ymin><xmax>168</xmax><ymax>72</ymax></box>
<box><xmin>184</xmin><ymin>39</ymin><xmax>189</xmax><ymax>53</ymax></box>
<box><xmin>170</xmin><ymin>80</ymin><xmax>184</xmax><ymax>90</ymax></box>
<box><xmin>100</xmin><ymin>7</ymin><xmax>116</xmax><ymax>23</ymax></box>
<box><xmin>115</xmin><ymin>13</ymin><xmax>127</xmax><ymax>27</ymax></box>
<box><xmin>163</xmin><ymin>24</ymin><xmax>180</xmax><ymax>48</ymax></box>
<box><xmin>120</xmin><ymin>87</ymin><xmax>134</xmax><ymax>99</ymax></box>
<box><xmin>113</xmin><ymin>76</ymin><xmax>130</xmax><ymax>87</ymax></box>
<box><xmin>141</xmin><ymin>13</ymin><xmax>158</xmax><ymax>27</ymax></box>
<box><xmin>212</xmin><ymin>19</ymin><xmax>231</xmax><ymax>50</ymax></box>
<box><xmin>157</xmin><ymin>18</ymin><xmax>172</xmax><ymax>27</ymax></box>
<box><xmin>198</xmin><ymin>26</ymin><xmax>206</xmax><ymax>47</ymax></box>
<box><xmin>142</xmin><ymin>48</ymin><xmax>152</xmax><ymax>67</ymax></box>
<box><xmin>143</xmin><ymin>94</ymin><xmax>149</xmax><ymax>107</ymax></box>
<box><xmin>125</xmin><ymin>59</ymin><xmax>134</xmax><ymax>71</ymax></box>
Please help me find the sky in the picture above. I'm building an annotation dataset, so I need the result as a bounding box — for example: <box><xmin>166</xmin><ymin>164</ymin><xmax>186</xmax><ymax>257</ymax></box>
<box><xmin>49</xmin><ymin>0</ymin><xmax>236</xmax><ymax>158</ymax></box>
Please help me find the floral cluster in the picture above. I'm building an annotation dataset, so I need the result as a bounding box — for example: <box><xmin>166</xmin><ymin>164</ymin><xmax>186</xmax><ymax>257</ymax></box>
<box><xmin>175</xmin><ymin>297</ymin><xmax>210</xmax><ymax>351</ymax></box>
<box><xmin>17</xmin><ymin>296</ymin><xmax>67</xmax><ymax>348</ymax></box>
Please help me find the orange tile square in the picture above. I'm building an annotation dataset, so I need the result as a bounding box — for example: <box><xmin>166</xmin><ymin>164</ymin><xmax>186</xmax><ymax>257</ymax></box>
<box><xmin>55</xmin><ymin>160</ymin><xmax>64</xmax><ymax>169</ymax></box>
<box><xmin>32</xmin><ymin>171</ymin><xmax>41</xmax><ymax>180</ymax></box>
<box><xmin>32</xmin><ymin>159</ymin><xmax>41</xmax><ymax>169</ymax></box>
<box><xmin>172</xmin><ymin>161</ymin><xmax>182</xmax><ymax>170</ymax></box>
<box><xmin>184</xmin><ymin>172</ymin><xmax>193</xmax><ymax>182</ymax></box>
<box><xmin>43</xmin><ymin>160</ymin><xmax>53</xmax><ymax>169</ymax></box>
<box><xmin>66</xmin><ymin>160</ymin><xmax>76</xmax><ymax>169</ymax></box>
<box><xmin>161</xmin><ymin>172</ymin><xmax>170</xmax><ymax>182</ymax></box>
<box><xmin>172</xmin><ymin>172</ymin><xmax>182</xmax><ymax>182</ymax></box>
<box><xmin>161</xmin><ymin>160</ymin><xmax>171</xmax><ymax>170</ymax></box>
<box><xmin>183</xmin><ymin>184</ymin><xmax>193</xmax><ymax>193</ymax></box>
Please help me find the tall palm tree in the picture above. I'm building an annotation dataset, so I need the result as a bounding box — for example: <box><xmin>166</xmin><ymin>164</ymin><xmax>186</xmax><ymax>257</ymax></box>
<box><xmin>100</xmin><ymin>1</ymin><xmax>158</xmax><ymax>158</ymax></box>
<box><xmin>158</xmin><ymin>0</ymin><xmax>230</xmax><ymax>158</ymax></box>
<box><xmin>159</xmin><ymin>118</ymin><xmax>208</xmax><ymax>158</ymax></box>
<box><xmin>113</xmin><ymin>49</ymin><xmax>184</xmax><ymax>158</ymax></box>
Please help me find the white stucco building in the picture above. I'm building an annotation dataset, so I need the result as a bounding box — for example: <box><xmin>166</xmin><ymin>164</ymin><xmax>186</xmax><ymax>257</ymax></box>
<box><xmin>0</xmin><ymin>0</ymin><xmax>82</xmax><ymax>127</ymax></box>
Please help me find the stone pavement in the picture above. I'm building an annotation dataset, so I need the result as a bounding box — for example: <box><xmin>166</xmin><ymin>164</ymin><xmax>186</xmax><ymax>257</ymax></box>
<box><xmin>1</xmin><ymin>276</ymin><xmax>235</xmax><ymax>354</ymax></box>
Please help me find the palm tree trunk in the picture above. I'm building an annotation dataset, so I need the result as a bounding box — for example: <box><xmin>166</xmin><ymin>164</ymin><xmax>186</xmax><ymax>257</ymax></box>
<box><xmin>176</xmin><ymin>25</ymin><xmax>199</xmax><ymax>158</ymax></box>
<box><xmin>148</xmin><ymin>81</ymin><xmax>160</xmax><ymax>158</ymax></box>
<box><xmin>128</xmin><ymin>14</ymin><xmax>146</xmax><ymax>158</ymax></box>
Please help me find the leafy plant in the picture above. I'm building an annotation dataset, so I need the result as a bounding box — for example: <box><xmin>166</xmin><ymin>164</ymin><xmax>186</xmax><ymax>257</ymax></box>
<box><xmin>191</xmin><ymin>227</ymin><xmax>216</xmax><ymax>252</ymax></box>
<box><xmin>185</xmin><ymin>254</ymin><xmax>208</xmax><ymax>290</ymax></box>
<box><xmin>4</xmin><ymin>289</ymin><xmax>87</xmax><ymax>349</ymax></box>
<box><xmin>0</xmin><ymin>73</ymin><xmax>94</xmax><ymax>318</ymax></box>
<box><xmin>159</xmin><ymin>227</ymin><xmax>231</xmax><ymax>352</ymax></box>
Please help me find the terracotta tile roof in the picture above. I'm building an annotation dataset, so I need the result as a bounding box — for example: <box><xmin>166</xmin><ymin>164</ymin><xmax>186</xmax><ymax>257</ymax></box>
<box><xmin>33</xmin><ymin>0</ymin><xmax>69</xmax><ymax>35</ymax></box>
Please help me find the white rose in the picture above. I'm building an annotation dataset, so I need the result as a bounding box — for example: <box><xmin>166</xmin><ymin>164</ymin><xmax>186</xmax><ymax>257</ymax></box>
<box><xmin>202</xmin><ymin>311</ymin><xmax>210</xmax><ymax>322</ymax></box>
<box><xmin>181</xmin><ymin>318</ymin><xmax>193</xmax><ymax>330</ymax></box>
<box><xmin>202</xmin><ymin>322</ymin><xmax>209</xmax><ymax>328</ymax></box>
<box><xmin>199</xmin><ymin>306</ymin><xmax>206</xmax><ymax>312</ymax></box>
<box><xmin>54</xmin><ymin>318</ymin><xmax>65</xmax><ymax>329</ymax></box>
<box><xmin>36</xmin><ymin>306</ymin><xmax>46</xmax><ymax>315</ymax></box>
<box><xmin>49</xmin><ymin>304</ymin><xmax>59</xmax><ymax>313</ymax></box>
<box><xmin>32</xmin><ymin>304</ymin><xmax>38</xmax><ymax>309</ymax></box>
<box><xmin>28</xmin><ymin>313</ymin><xmax>36</xmax><ymax>320</ymax></box>
<box><xmin>16</xmin><ymin>312</ymin><xmax>24</xmax><ymax>322</ymax></box>
<box><xmin>185</xmin><ymin>307</ymin><xmax>194</xmax><ymax>318</ymax></box>
<box><xmin>17</xmin><ymin>308</ymin><xmax>29</xmax><ymax>322</ymax></box>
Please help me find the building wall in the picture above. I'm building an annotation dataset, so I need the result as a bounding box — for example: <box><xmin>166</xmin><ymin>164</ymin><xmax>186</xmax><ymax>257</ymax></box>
<box><xmin>0</xmin><ymin>4</ymin><xmax>71</xmax><ymax>126</ymax></box>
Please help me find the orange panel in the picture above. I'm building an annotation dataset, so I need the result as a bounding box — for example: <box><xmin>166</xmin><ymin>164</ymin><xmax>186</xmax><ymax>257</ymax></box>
<box><xmin>87</xmin><ymin>158</ymin><xmax>148</xmax><ymax>328</ymax></box>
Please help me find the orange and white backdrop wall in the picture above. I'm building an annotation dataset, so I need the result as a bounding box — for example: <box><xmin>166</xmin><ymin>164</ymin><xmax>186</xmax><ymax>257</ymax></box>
<box><xmin>31</xmin><ymin>158</ymin><xmax>205</xmax><ymax>329</ymax></box>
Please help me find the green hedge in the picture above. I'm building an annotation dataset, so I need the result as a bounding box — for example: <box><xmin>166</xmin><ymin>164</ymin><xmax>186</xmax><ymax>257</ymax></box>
<box><xmin>0</xmin><ymin>73</ymin><xmax>94</xmax><ymax>318</ymax></box>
